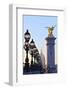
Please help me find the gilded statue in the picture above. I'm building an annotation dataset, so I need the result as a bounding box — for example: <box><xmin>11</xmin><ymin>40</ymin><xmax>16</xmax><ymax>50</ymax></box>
<box><xmin>46</xmin><ymin>25</ymin><xmax>56</xmax><ymax>37</ymax></box>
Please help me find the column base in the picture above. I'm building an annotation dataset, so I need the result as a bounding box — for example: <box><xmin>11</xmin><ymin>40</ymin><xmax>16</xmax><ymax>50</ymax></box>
<box><xmin>47</xmin><ymin>65</ymin><xmax>57</xmax><ymax>73</ymax></box>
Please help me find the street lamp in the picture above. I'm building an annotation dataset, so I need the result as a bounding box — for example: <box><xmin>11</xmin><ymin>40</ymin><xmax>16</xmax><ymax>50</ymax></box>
<box><xmin>30</xmin><ymin>39</ymin><xmax>35</xmax><ymax>66</ymax></box>
<box><xmin>33</xmin><ymin>49</ymin><xmax>39</xmax><ymax>62</ymax></box>
<box><xmin>24</xmin><ymin>29</ymin><xmax>31</xmax><ymax>42</ymax></box>
<box><xmin>24</xmin><ymin>29</ymin><xmax>31</xmax><ymax>72</ymax></box>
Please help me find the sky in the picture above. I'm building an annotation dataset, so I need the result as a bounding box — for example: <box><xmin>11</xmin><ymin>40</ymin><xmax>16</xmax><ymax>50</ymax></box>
<box><xmin>23</xmin><ymin>15</ymin><xmax>57</xmax><ymax>50</ymax></box>
<box><xmin>23</xmin><ymin>15</ymin><xmax>57</xmax><ymax>65</ymax></box>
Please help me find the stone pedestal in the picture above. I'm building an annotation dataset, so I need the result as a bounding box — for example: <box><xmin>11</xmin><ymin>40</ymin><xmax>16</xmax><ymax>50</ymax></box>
<box><xmin>46</xmin><ymin>36</ymin><xmax>57</xmax><ymax>73</ymax></box>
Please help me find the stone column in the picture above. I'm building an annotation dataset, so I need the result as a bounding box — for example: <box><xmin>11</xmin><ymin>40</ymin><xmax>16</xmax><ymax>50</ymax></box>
<box><xmin>45</xmin><ymin>26</ymin><xmax>57</xmax><ymax>73</ymax></box>
<box><xmin>46</xmin><ymin>36</ymin><xmax>57</xmax><ymax>73</ymax></box>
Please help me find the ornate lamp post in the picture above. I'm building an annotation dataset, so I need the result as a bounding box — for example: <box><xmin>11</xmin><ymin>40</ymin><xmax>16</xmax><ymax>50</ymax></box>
<box><xmin>24</xmin><ymin>29</ymin><xmax>31</xmax><ymax>72</ymax></box>
<box><xmin>30</xmin><ymin>39</ymin><xmax>35</xmax><ymax>66</ymax></box>
<box><xmin>33</xmin><ymin>48</ymin><xmax>39</xmax><ymax>63</ymax></box>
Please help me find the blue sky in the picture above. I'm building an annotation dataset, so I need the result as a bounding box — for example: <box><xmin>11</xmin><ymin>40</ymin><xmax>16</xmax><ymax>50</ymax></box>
<box><xmin>23</xmin><ymin>15</ymin><xmax>57</xmax><ymax>51</ymax></box>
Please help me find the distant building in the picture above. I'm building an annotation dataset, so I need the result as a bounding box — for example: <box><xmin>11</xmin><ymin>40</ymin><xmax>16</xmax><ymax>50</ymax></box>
<box><xmin>40</xmin><ymin>50</ymin><xmax>45</xmax><ymax>70</ymax></box>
